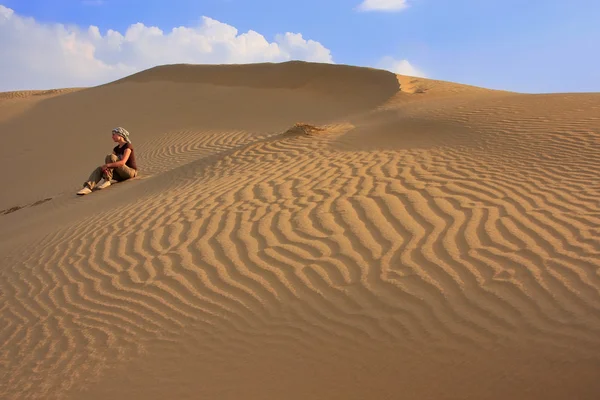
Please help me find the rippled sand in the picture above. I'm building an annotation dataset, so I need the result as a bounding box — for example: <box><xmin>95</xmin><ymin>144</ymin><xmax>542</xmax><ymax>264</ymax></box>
<box><xmin>1</xmin><ymin>61</ymin><xmax>599</xmax><ymax>400</ymax></box>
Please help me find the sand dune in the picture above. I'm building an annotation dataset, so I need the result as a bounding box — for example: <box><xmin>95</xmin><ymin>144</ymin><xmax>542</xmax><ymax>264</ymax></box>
<box><xmin>1</xmin><ymin>61</ymin><xmax>599</xmax><ymax>400</ymax></box>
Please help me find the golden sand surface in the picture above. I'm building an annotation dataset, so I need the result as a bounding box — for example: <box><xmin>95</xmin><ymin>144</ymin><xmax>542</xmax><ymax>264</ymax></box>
<box><xmin>1</xmin><ymin>61</ymin><xmax>599</xmax><ymax>399</ymax></box>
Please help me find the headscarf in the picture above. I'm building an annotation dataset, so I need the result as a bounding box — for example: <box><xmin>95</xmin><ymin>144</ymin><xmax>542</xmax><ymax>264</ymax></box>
<box><xmin>112</xmin><ymin>127</ymin><xmax>132</xmax><ymax>144</ymax></box>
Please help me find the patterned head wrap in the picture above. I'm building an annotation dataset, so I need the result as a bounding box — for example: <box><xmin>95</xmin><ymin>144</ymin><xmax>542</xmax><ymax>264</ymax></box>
<box><xmin>112</xmin><ymin>127</ymin><xmax>131</xmax><ymax>144</ymax></box>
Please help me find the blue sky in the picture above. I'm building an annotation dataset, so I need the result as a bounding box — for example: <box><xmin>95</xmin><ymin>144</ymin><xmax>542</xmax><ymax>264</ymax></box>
<box><xmin>1</xmin><ymin>0</ymin><xmax>599</xmax><ymax>93</ymax></box>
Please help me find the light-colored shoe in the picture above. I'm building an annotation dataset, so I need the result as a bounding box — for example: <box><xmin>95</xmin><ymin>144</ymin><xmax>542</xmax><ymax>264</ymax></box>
<box><xmin>77</xmin><ymin>187</ymin><xmax>92</xmax><ymax>195</ymax></box>
<box><xmin>97</xmin><ymin>179</ymin><xmax>111</xmax><ymax>189</ymax></box>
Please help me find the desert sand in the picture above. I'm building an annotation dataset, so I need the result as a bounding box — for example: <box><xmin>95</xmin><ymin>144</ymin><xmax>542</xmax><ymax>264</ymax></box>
<box><xmin>1</xmin><ymin>61</ymin><xmax>599</xmax><ymax>400</ymax></box>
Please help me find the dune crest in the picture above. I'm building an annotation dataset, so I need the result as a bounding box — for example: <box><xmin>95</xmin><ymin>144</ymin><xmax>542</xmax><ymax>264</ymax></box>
<box><xmin>1</xmin><ymin>61</ymin><xmax>599</xmax><ymax>400</ymax></box>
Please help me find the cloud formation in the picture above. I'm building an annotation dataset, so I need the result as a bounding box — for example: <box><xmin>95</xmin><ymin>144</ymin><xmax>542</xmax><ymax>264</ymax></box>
<box><xmin>0</xmin><ymin>5</ymin><xmax>333</xmax><ymax>91</ymax></box>
<box><xmin>377</xmin><ymin>56</ymin><xmax>426</xmax><ymax>77</ymax></box>
<box><xmin>356</xmin><ymin>0</ymin><xmax>409</xmax><ymax>12</ymax></box>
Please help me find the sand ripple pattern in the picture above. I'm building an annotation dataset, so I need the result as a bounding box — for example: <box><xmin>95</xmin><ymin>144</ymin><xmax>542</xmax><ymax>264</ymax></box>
<box><xmin>1</xmin><ymin>94</ymin><xmax>600</xmax><ymax>399</ymax></box>
<box><xmin>0</xmin><ymin>88</ymin><xmax>81</xmax><ymax>101</ymax></box>
<box><xmin>135</xmin><ymin>129</ymin><xmax>272</xmax><ymax>177</ymax></box>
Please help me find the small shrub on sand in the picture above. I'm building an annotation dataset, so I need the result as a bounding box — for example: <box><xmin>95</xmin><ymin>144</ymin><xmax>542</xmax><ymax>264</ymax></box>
<box><xmin>283</xmin><ymin>123</ymin><xmax>326</xmax><ymax>136</ymax></box>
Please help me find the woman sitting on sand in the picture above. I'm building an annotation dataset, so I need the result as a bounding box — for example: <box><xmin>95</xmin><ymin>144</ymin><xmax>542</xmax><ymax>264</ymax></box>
<box><xmin>77</xmin><ymin>127</ymin><xmax>138</xmax><ymax>195</ymax></box>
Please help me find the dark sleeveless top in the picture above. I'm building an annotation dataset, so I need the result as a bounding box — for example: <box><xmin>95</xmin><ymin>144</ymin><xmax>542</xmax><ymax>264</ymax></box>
<box><xmin>114</xmin><ymin>143</ymin><xmax>137</xmax><ymax>170</ymax></box>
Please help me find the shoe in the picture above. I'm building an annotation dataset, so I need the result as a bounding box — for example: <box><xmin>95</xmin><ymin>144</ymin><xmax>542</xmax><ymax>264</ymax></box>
<box><xmin>77</xmin><ymin>187</ymin><xmax>92</xmax><ymax>195</ymax></box>
<box><xmin>97</xmin><ymin>179</ymin><xmax>111</xmax><ymax>189</ymax></box>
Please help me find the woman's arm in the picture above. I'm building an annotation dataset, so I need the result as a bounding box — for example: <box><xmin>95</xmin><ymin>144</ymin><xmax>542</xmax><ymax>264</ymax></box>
<box><xmin>103</xmin><ymin>148</ymin><xmax>131</xmax><ymax>169</ymax></box>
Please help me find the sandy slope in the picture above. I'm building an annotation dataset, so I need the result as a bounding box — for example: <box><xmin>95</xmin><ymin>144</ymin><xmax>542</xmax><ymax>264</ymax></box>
<box><xmin>1</xmin><ymin>61</ymin><xmax>599</xmax><ymax>400</ymax></box>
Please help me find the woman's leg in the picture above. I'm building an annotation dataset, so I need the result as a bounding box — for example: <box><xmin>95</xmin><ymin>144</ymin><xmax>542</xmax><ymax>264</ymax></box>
<box><xmin>113</xmin><ymin>164</ymin><xmax>137</xmax><ymax>182</ymax></box>
<box><xmin>101</xmin><ymin>154</ymin><xmax>119</xmax><ymax>182</ymax></box>
<box><xmin>82</xmin><ymin>154</ymin><xmax>114</xmax><ymax>189</ymax></box>
<box><xmin>104</xmin><ymin>154</ymin><xmax>137</xmax><ymax>182</ymax></box>
<box><xmin>83</xmin><ymin>167</ymin><xmax>104</xmax><ymax>190</ymax></box>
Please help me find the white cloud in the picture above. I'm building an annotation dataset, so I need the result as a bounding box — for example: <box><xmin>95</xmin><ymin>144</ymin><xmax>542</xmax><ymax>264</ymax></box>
<box><xmin>0</xmin><ymin>5</ymin><xmax>333</xmax><ymax>91</ymax></box>
<box><xmin>356</xmin><ymin>0</ymin><xmax>410</xmax><ymax>12</ymax></box>
<box><xmin>376</xmin><ymin>56</ymin><xmax>426</xmax><ymax>77</ymax></box>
